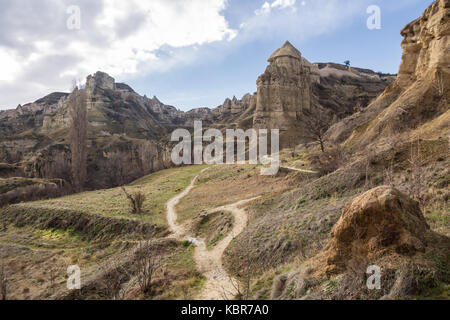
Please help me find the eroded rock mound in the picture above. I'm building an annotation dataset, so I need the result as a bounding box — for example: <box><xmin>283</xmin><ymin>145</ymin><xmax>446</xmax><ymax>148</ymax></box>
<box><xmin>323</xmin><ymin>187</ymin><xmax>430</xmax><ymax>275</ymax></box>
<box><xmin>274</xmin><ymin>186</ymin><xmax>449</xmax><ymax>300</ymax></box>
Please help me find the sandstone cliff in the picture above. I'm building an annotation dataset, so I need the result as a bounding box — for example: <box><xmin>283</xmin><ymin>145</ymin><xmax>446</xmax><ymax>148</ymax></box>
<box><xmin>253</xmin><ymin>41</ymin><xmax>313</xmax><ymax>134</ymax></box>
<box><xmin>0</xmin><ymin>43</ymin><xmax>395</xmax><ymax>187</ymax></box>
<box><xmin>327</xmin><ymin>0</ymin><xmax>449</xmax><ymax>147</ymax></box>
<box><xmin>252</xmin><ymin>41</ymin><xmax>395</xmax><ymax>147</ymax></box>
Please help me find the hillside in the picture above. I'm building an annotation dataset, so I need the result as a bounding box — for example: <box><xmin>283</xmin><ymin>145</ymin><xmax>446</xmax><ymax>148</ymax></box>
<box><xmin>0</xmin><ymin>0</ymin><xmax>448</xmax><ymax>302</ymax></box>
<box><xmin>0</xmin><ymin>57</ymin><xmax>393</xmax><ymax>191</ymax></box>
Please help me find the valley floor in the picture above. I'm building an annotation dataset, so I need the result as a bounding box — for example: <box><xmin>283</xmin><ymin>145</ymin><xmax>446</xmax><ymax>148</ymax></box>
<box><xmin>0</xmin><ymin>146</ymin><xmax>448</xmax><ymax>300</ymax></box>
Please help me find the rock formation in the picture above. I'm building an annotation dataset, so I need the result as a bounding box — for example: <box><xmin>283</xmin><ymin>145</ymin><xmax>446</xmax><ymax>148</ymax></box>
<box><xmin>253</xmin><ymin>41</ymin><xmax>313</xmax><ymax>135</ymax></box>
<box><xmin>275</xmin><ymin>186</ymin><xmax>449</xmax><ymax>300</ymax></box>
<box><xmin>398</xmin><ymin>0</ymin><xmax>450</xmax><ymax>89</ymax></box>
<box><xmin>0</xmin><ymin>42</ymin><xmax>396</xmax><ymax>186</ymax></box>
<box><xmin>322</xmin><ymin>186</ymin><xmax>430</xmax><ymax>275</ymax></box>
<box><xmin>327</xmin><ymin>0</ymin><xmax>449</xmax><ymax>146</ymax></box>
<box><xmin>251</xmin><ymin>41</ymin><xmax>395</xmax><ymax>147</ymax></box>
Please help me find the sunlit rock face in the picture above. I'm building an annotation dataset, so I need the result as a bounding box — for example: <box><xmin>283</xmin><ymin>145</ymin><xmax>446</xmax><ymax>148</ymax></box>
<box><xmin>398</xmin><ymin>0</ymin><xmax>450</xmax><ymax>88</ymax></box>
<box><xmin>253</xmin><ymin>41</ymin><xmax>313</xmax><ymax>143</ymax></box>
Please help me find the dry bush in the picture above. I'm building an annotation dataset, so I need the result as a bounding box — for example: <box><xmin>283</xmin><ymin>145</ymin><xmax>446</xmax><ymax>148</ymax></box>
<box><xmin>407</xmin><ymin>139</ymin><xmax>427</xmax><ymax>210</ymax></box>
<box><xmin>135</xmin><ymin>241</ymin><xmax>163</xmax><ymax>296</ymax></box>
<box><xmin>224</xmin><ymin>216</ymin><xmax>273</xmax><ymax>300</ymax></box>
<box><xmin>48</xmin><ymin>267</ymin><xmax>63</xmax><ymax>292</ymax></box>
<box><xmin>97</xmin><ymin>260</ymin><xmax>128</xmax><ymax>300</ymax></box>
<box><xmin>364</xmin><ymin>147</ymin><xmax>376</xmax><ymax>190</ymax></box>
<box><xmin>121</xmin><ymin>187</ymin><xmax>146</xmax><ymax>215</ymax></box>
<box><xmin>310</xmin><ymin>146</ymin><xmax>348</xmax><ymax>176</ymax></box>
<box><xmin>0</xmin><ymin>262</ymin><xmax>8</xmax><ymax>300</ymax></box>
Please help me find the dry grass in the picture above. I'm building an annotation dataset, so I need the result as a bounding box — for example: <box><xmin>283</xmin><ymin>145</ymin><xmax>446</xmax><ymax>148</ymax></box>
<box><xmin>18</xmin><ymin>165</ymin><xmax>206</xmax><ymax>227</ymax></box>
<box><xmin>176</xmin><ymin>164</ymin><xmax>297</xmax><ymax>224</ymax></box>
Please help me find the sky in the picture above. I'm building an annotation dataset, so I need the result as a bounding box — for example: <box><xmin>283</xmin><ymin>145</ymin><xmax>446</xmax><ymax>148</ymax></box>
<box><xmin>0</xmin><ymin>0</ymin><xmax>435</xmax><ymax>111</ymax></box>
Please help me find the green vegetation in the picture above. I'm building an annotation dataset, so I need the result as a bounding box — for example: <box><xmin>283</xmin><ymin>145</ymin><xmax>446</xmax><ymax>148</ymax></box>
<box><xmin>16</xmin><ymin>165</ymin><xmax>206</xmax><ymax>227</ymax></box>
<box><xmin>195</xmin><ymin>211</ymin><xmax>234</xmax><ymax>250</ymax></box>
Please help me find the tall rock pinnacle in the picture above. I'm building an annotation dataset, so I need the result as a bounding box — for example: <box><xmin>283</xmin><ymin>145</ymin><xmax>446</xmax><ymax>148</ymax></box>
<box><xmin>253</xmin><ymin>41</ymin><xmax>314</xmax><ymax>145</ymax></box>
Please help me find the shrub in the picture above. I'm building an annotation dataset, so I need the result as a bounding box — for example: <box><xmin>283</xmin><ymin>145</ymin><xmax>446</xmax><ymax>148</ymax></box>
<box><xmin>310</xmin><ymin>147</ymin><xmax>348</xmax><ymax>176</ymax></box>
<box><xmin>121</xmin><ymin>187</ymin><xmax>146</xmax><ymax>215</ymax></box>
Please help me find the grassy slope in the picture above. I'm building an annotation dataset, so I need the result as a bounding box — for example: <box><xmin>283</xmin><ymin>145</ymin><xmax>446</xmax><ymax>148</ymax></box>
<box><xmin>0</xmin><ymin>165</ymin><xmax>207</xmax><ymax>300</ymax></box>
<box><xmin>14</xmin><ymin>165</ymin><xmax>206</xmax><ymax>227</ymax></box>
<box><xmin>176</xmin><ymin>164</ymin><xmax>299</xmax><ymax>225</ymax></box>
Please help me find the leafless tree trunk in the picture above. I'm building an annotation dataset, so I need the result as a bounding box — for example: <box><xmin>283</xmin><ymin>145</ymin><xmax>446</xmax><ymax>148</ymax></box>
<box><xmin>364</xmin><ymin>147</ymin><xmax>376</xmax><ymax>190</ymax></box>
<box><xmin>407</xmin><ymin>138</ymin><xmax>427</xmax><ymax>211</ymax></box>
<box><xmin>98</xmin><ymin>260</ymin><xmax>128</xmax><ymax>300</ymax></box>
<box><xmin>121</xmin><ymin>187</ymin><xmax>146</xmax><ymax>215</ymax></box>
<box><xmin>299</xmin><ymin>108</ymin><xmax>332</xmax><ymax>153</ymax></box>
<box><xmin>135</xmin><ymin>241</ymin><xmax>163</xmax><ymax>296</ymax></box>
<box><xmin>69</xmin><ymin>88</ymin><xmax>88</xmax><ymax>193</ymax></box>
<box><xmin>225</xmin><ymin>216</ymin><xmax>258</xmax><ymax>300</ymax></box>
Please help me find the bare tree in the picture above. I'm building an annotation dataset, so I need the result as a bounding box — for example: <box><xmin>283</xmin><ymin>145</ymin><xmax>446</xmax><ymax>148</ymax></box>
<box><xmin>383</xmin><ymin>131</ymin><xmax>402</xmax><ymax>187</ymax></box>
<box><xmin>135</xmin><ymin>241</ymin><xmax>163</xmax><ymax>296</ymax></box>
<box><xmin>0</xmin><ymin>262</ymin><xmax>8</xmax><ymax>300</ymax></box>
<box><xmin>364</xmin><ymin>147</ymin><xmax>376</xmax><ymax>190</ymax></box>
<box><xmin>299</xmin><ymin>108</ymin><xmax>332</xmax><ymax>153</ymax></box>
<box><xmin>224</xmin><ymin>215</ymin><xmax>261</xmax><ymax>300</ymax></box>
<box><xmin>98</xmin><ymin>260</ymin><xmax>127</xmax><ymax>300</ymax></box>
<box><xmin>407</xmin><ymin>138</ymin><xmax>427</xmax><ymax>211</ymax></box>
<box><xmin>69</xmin><ymin>88</ymin><xmax>88</xmax><ymax>193</ymax></box>
<box><xmin>138</xmin><ymin>142</ymin><xmax>157</xmax><ymax>176</ymax></box>
<box><xmin>121</xmin><ymin>187</ymin><xmax>146</xmax><ymax>215</ymax></box>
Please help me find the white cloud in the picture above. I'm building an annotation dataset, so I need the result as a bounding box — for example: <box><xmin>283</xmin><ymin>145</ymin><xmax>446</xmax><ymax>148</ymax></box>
<box><xmin>243</xmin><ymin>0</ymin><xmax>376</xmax><ymax>46</ymax></box>
<box><xmin>0</xmin><ymin>0</ymin><xmax>236</xmax><ymax>108</ymax></box>
<box><xmin>255</xmin><ymin>0</ymin><xmax>297</xmax><ymax>16</ymax></box>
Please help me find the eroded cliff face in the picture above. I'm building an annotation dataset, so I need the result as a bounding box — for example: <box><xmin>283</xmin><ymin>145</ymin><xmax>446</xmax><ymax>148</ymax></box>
<box><xmin>251</xmin><ymin>41</ymin><xmax>395</xmax><ymax>147</ymax></box>
<box><xmin>327</xmin><ymin>0</ymin><xmax>449</xmax><ymax>147</ymax></box>
<box><xmin>1</xmin><ymin>39</ymin><xmax>397</xmax><ymax>185</ymax></box>
<box><xmin>253</xmin><ymin>41</ymin><xmax>313</xmax><ymax>133</ymax></box>
<box><xmin>398</xmin><ymin>0</ymin><xmax>450</xmax><ymax>88</ymax></box>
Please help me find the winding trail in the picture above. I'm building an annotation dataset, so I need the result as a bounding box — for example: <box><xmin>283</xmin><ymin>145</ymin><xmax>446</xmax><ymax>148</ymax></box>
<box><xmin>166</xmin><ymin>169</ymin><xmax>259</xmax><ymax>300</ymax></box>
<box><xmin>166</xmin><ymin>171</ymin><xmax>205</xmax><ymax>239</ymax></box>
<box><xmin>281</xmin><ymin>165</ymin><xmax>317</xmax><ymax>174</ymax></box>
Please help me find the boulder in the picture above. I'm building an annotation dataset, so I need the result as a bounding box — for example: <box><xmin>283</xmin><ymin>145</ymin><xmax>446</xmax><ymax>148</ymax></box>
<box><xmin>323</xmin><ymin>186</ymin><xmax>430</xmax><ymax>275</ymax></box>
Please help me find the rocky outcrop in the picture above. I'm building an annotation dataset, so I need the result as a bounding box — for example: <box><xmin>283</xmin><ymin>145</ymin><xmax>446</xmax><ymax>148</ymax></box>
<box><xmin>327</xmin><ymin>0</ymin><xmax>449</xmax><ymax>147</ymax></box>
<box><xmin>398</xmin><ymin>0</ymin><xmax>450</xmax><ymax>89</ymax></box>
<box><xmin>314</xmin><ymin>63</ymin><xmax>395</xmax><ymax>118</ymax></box>
<box><xmin>322</xmin><ymin>187</ymin><xmax>430</xmax><ymax>275</ymax></box>
<box><xmin>251</xmin><ymin>41</ymin><xmax>395</xmax><ymax>147</ymax></box>
<box><xmin>253</xmin><ymin>41</ymin><xmax>313</xmax><ymax>133</ymax></box>
<box><xmin>86</xmin><ymin>71</ymin><xmax>115</xmax><ymax>93</ymax></box>
<box><xmin>219</xmin><ymin>94</ymin><xmax>252</xmax><ymax>115</ymax></box>
<box><xmin>275</xmin><ymin>186</ymin><xmax>449</xmax><ymax>300</ymax></box>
